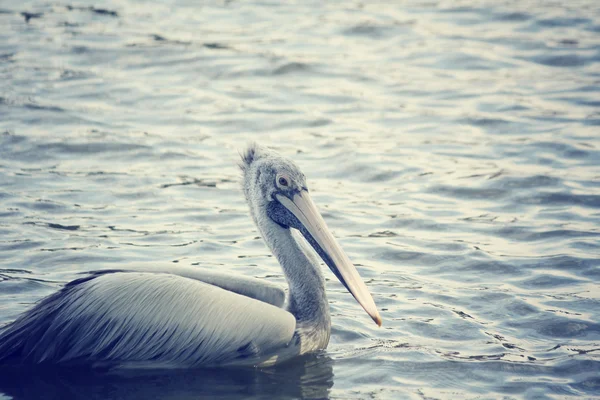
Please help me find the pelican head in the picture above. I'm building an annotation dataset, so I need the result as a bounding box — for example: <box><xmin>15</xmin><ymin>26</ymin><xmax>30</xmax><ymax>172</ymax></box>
<box><xmin>240</xmin><ymin>144</ymin><xmax>381</xmax><ymax>326</ymax></box>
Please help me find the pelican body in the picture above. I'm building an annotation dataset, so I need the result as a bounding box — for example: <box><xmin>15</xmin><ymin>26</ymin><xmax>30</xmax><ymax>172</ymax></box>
<box><xmin>0</xmin><ymin>144</ymin><xmax>380</xmax><ymax>368</ymax></box>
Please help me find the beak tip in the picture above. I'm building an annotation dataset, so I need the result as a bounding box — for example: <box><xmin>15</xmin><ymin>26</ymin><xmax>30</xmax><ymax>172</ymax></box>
<box><xmin>373</xmin><ymin>313</ymin><xmax>382</xmax><ymax>327</ymax></box>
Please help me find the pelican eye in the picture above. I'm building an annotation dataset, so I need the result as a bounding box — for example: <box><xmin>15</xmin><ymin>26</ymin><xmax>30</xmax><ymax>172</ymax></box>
<box><xmin>276</xmin><ymin>175</ymin><xmax>290</xmax><ymax>188</ymax></box>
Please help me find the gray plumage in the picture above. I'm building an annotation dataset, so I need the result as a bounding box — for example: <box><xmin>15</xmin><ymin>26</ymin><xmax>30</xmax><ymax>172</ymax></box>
<box><xmin>0</xmin><ymin>270</ymin><xmax>294</xmax><ymax>368</ymax></box>
<box><xmin>0</xmin><ymin>143</ymin><xmax>380</xmax><ymax>368</ymax></box>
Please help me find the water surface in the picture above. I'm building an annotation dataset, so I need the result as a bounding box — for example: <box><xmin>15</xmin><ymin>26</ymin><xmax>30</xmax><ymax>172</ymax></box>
<box><xmin>1</xmin><ymin>0</ymin><xmax>599</xmax><ymax>399</ymax></box>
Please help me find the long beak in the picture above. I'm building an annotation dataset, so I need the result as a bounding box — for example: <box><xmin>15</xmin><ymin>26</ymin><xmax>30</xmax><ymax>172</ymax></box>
<box><xmin>276</xmin><ymin>191</ymin><xmax>382</xmax><ymax>326</ymax></box>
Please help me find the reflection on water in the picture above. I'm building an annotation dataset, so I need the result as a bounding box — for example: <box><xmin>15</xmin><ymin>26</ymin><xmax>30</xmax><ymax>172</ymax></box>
<box><xmin>0</xmin><ymin>354</ymin><xmax>334</xmax><ymax>400</ymax></box>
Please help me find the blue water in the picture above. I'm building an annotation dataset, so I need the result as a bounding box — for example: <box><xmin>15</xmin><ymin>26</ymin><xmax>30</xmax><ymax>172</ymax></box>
<box><xmin>1</xmin><ymin>0</ymin><xmax>599</xmax><ymax>398</ymax></box>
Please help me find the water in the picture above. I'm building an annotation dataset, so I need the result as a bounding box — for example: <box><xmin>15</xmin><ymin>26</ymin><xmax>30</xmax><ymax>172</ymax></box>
<box><xmin>1</xmin><ymin>0</ymin><xmax>599</xmax><ymax>398</ymax></box>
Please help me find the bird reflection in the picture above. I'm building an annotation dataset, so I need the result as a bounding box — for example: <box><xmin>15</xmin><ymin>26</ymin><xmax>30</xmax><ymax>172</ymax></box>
<box><xmin>0</xmin><ymin>353</ymin><xmax>334</xmax><ymax>400</ymax></box>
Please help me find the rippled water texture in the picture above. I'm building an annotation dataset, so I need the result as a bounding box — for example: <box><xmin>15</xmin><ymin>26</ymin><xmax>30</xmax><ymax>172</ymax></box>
<box><xmin>1</xmin><ymin>0</ymin><xmax>600</xmax><ymax>398</ymax></box>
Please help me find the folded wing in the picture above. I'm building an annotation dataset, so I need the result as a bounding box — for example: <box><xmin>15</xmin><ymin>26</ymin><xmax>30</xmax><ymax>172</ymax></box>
<box><xmin>125</xmin><ymin>264</ymin><xmax>286</xmax><ymax>308</ymax></box>
<box><xmin>0</xmin><ymin>271</ymin><xmax>296</xmax><ymax>368</ymax></box>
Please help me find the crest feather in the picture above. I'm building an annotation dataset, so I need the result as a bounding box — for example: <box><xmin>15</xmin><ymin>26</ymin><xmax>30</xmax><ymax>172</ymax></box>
<box><xmin>239</xmin><ymin>142</ymin><xmax>261</xmax><ymax>172</ymax></box>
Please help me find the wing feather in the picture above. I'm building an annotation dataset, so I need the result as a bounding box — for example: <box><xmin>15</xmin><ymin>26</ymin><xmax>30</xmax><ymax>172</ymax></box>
<box><xmin>0</xmin><ymin>272</ymin><xmax>296</xmax><ymax>368</ymax></box>
<box><xmin>100</xmin><ymin>265</ymin><xmax>286</xmax><ymax>308</ymax></box>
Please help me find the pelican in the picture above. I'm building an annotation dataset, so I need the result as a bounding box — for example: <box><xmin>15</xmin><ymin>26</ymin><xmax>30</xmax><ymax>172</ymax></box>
<box><xmin>0</xmin><ymin>144</ymin><xmax>381</xmax><ymax>368</ymax></box>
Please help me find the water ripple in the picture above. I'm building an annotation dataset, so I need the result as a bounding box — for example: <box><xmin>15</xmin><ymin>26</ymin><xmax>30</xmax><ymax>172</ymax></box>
<box><xmin>1</xmin><ymin>0</ymin><xmax>599</xmax><ymax>398</ymax></box>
